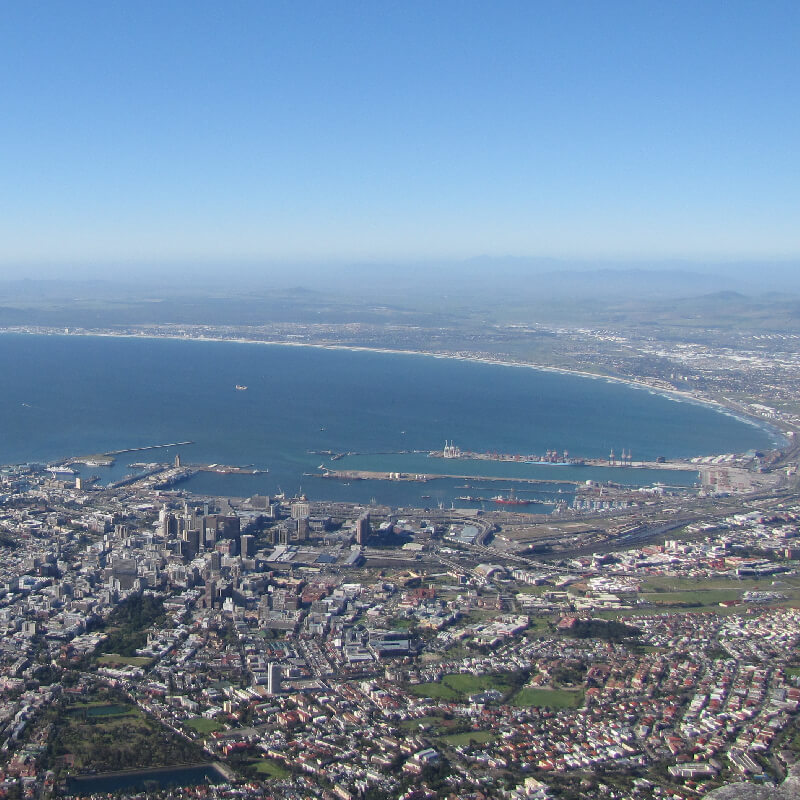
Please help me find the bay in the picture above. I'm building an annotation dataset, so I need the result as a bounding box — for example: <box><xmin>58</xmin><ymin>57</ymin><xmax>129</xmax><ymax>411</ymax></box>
<box><xmin>0</xmin><ymin>334</ymin><xmax>780</xmax><ymax>507</ymax></box>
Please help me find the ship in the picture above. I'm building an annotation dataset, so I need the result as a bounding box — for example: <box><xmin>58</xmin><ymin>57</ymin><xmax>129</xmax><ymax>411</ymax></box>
<box><xmin>492</xmin><ymin>488</ymin><xmax>531</xmax><ymax>506</ymax></box>
<box><xmin>47</xmin><ymin>465</ymin><xmax>77</xmax><ymax>475</ymax></box>
<box><xmin>235</xmin><ymin>384</ymin><xmax>248</xmax><ymax>391</ymax></box>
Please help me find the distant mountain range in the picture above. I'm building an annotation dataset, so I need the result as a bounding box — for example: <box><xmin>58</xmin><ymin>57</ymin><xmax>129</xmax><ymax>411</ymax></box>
<box><xmin>0</xmin><ymin>260</ymin><xmax>798</xmax><ymax>331</ymax></box>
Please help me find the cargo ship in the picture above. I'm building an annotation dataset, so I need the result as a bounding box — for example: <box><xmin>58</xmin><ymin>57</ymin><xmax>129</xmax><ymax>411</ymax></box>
<box><xmin>493</xmin><ymin>496</ymin><xmax>532</xmax><ymax>506</ymax></box>
<box><xmin>492</xmin><ymin>488</ymin><xmax>532</xmax><ymax>506</ymax></box>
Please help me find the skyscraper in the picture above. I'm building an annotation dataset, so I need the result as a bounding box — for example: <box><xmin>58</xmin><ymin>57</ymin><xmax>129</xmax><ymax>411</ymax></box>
<box><xmin>267</xmin><ymin>662</ymin><xmax>281</xmax><ymax>695</ymax></box>
<box><xmin>355</xmin><ymin>512</ymin><xmax>370</xmax><ymax>545</ymax></box>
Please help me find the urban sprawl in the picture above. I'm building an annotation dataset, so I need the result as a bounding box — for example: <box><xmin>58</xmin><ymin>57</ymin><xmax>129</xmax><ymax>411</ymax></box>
<box><xmin>2</xmin><ymin>322</ymin><xmax>800</xmax><ymax>800</ymax></box>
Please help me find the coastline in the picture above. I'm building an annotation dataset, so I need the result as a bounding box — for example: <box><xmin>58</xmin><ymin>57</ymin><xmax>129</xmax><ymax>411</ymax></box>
<box><xmin>1</xmin><ymin>326</ymin><xmax>788</xmax><ymax>449</ymax></box>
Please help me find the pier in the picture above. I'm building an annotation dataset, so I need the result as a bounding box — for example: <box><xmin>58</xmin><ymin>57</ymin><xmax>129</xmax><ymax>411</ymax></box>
<box><xmin>103</xmin><ymin>441</ymin><xmax>194</xmax><ymax>455</ymax></box>
<box><xmin>429</xmin><ymin>446</ymin><xmax>701</xmax><ymax>471</ymax></box>
<box><xmin>319</xmin><ymin>469</ymin><xmax>579</xmax><ymax>486</ymax></box>
<box><xmin>312</xmin><ymin>445</ymin><xmax>702</xmax><ymax>473</ymax></box>
<box><xmin>195</xmin><ymin>464</ymin><xmax>268</xmax><ymax>475</ymax></box>
<box><xmin>105</xmin><ymin>461</ymin><xmax>266</xmax><ymax>491</ymax></box>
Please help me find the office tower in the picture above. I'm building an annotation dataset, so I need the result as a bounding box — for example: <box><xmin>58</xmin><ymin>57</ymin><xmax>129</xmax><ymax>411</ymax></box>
<box><xmin>240</xmin><ymin>534</ymin><xmax>255</xmax><ymax>558</ymax></box>
<box><xmin>355</xmin><ymin>512</ymin><xmax>370</xmax><ymax>545</ymax></box>
<box><xmin>291</xmin><ymin>502</ymin><xmax>310</xmax><ymax>520</ymax></box>
<box><xmin>267</xmin><ymin>662</ymin><xmax>281</xmax><ymax>695</ymax></box>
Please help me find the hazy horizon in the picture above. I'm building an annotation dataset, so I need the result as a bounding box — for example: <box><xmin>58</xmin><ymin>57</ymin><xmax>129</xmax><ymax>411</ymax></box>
<box><xmin>2</xmin><ymin>256</ymin><xmax>800</xmax><ymax>295</ymax></box>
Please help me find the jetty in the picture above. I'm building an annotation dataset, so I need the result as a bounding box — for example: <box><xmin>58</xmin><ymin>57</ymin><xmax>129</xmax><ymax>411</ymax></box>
<box><xmin>319</xmin><ymin>469</ymin><xmax>579</xmax><ymax>486</ymax></box>
<box><xmin>103</xmin><ymin>441</ymin><xmax>194</xmax><ymax>455</ymax></box>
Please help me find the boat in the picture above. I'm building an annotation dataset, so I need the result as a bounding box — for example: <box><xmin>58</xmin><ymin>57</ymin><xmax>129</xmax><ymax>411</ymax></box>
<box><xmin>235</xmin><ymin>385</ymin><xmax>248</xmax><ymax>391</ymax></box>
<box><xmin>47</xmin><ymin>465</ymin><xmax>76</xmax><ymax>475</ymax></box>
<box><xmin>492</xmin><ymin>488</ymin><xmax>531</xmax><ymax>506</ymax></box>
<box><xmin>493</xmin><ymin>496</ymin><xmax>532</xmax><ymax>506</ymax></box>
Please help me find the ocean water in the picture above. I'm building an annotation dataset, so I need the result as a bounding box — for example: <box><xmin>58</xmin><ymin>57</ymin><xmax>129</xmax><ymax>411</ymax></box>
<box><xmin>0</xmin><ymin>334</ymin><xmax>780</xmax><ymax>506</ymax></box>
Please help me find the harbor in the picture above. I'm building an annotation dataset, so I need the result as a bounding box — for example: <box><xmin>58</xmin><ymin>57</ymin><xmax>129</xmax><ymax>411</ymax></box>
<box><xmin>51</xmin><ymin>435</ymin><xmax>715</xmax><ymax>511</ymax></box>
<box><xmin>311</xmin><ymin>443</ymin><xmax>714</xmax><ymax>473</ymax></box>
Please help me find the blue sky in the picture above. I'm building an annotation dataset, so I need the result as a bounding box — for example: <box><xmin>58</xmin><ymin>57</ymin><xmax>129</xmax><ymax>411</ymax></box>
<box><xmin>1</xmin><ymin>0</ymin><xmax>798</xmax><ymax>271</ymax></box>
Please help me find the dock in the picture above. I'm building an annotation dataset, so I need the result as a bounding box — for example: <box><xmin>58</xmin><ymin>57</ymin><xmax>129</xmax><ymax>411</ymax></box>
<box><xmin>429</xmin><ymin>448</ymin><xmax>700</xmax><ymax>471</ymax></box>
<box><xmin>194</xmin><ymin>464</ymin><xmax>268</xmax><ymax>475</ymax></box>
<box><xmin>319</xmin><ymin>469</ymin><xmax>579</xmax><ymax>486</ymax></box>
<box><xmin>103</xmin><ymin>441</ymin><xmax>194</xmax><ymax>455</ymax></box>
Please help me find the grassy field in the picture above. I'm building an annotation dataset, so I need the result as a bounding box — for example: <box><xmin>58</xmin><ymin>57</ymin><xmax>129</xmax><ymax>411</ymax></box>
<box><xmin>639</xmin><ymin>589</ymin><xmax>743</xmax><ymax>607</ymax></box>
<box><xmin>640</xmin><ymin>576</ymin><xmax>785</xmax><ymax>592</ymax></box>
<box><xmin>251</xmin><ymin>759</ymin><xmax>290</xmax><ymax>779</ymax></box>
<box><xmin>596</xmin><ymin>604</ymin><xmax>744</xmax><ymax>620</ymax></box>
<box><xmin>510</xmin><ymin>688</ymin><xmax>583</xmax><ymax>709</ymax></box>
<box><xmin>408</xmin><ymin>681</ymin><xmax>460</xmax><ymax>701</ymax></box>
<box><xmin>524</xmin><ymin>618</ymin><xmax>552</xmax><ymax>637</ymax></box>
<box><xmin>438</xmin><ymin>730</ymin><xmax>494</xmax><ymax>747</ymax></box>
<box><xmin>184</xmin><ymin>717</ymin><xmax>224</xmax><ymax>735</ymax></box>
<box><xmin>400</xmin><ymin>715</ymin><xmax>451</xmax><ymax>732</ymax></box>
<box><xmin>408</xmin><ymin>672</ymin><xmax>514</xmax><ymax>702</ymax></box>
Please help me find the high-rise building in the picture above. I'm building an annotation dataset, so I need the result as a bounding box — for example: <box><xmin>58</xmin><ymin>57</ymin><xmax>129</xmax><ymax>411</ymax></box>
<box><xmin>187</xmin><ymin>504</ymin><xmax>200</xmax><ymax>531</ymax></box>
<box><xmin>204</xmin><ymin>579</ymin><xmax>217</xmax><ymax>609</ymax></box>
<box><xmin>203</xmin><ymin>514</ymin><xmax>241</xmax><ymax>546</ymax></box>
<box><xmin>182</xmin><ymin>528</ymin><xmax>200</xmax><ymax>559</ymax></box>
<box><xmin>159</xmin><ymin>505</ymin><xmax>172</xmax><ymax>538</ymax></box>
<box><xmin>291</xmin><ymin>502</ymin><xmax>310</xmax><ymax>520</ymax></box>
<box><xmin>240</xmin><ymin>533</ymin><xmax>255</xmax><ymax>558</ymax></box>
<box><xmin>355</xmin><ymin>512</ymin><xmax>370</xmax><ymax>545</ymax></box>
<box><xmin>267</xmin><ymin>662</ymin><xmax>281</xmax><ymax>695</ymax></box>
